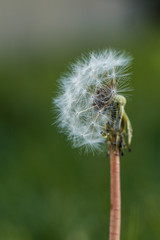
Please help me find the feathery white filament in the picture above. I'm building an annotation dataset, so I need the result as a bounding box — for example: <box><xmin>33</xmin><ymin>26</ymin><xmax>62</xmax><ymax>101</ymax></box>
<box><xmin>54</xmin><ymin>49</ymin><xmax>132</xmax><ymax>152</ymax></box>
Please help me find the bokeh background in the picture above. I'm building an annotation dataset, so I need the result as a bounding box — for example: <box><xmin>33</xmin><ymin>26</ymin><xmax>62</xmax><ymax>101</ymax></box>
<box><xmin>0</xmin><ymin>0</ymin><xmax>160</xmax><ymax>239</ymax></box>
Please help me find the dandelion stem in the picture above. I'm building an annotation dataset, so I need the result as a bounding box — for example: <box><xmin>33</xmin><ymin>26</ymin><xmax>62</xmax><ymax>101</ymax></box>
<box><xmin>109</xmin><ymin>147</ymin><xmax>121</xmax><ymax>240</ymax></box>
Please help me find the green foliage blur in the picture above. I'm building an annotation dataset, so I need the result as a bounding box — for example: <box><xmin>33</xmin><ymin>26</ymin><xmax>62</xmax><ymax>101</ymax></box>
<box><xmin>1</xmin><ymin>27</ymin><xmax>160</xmax><ymax>240</ymax></box>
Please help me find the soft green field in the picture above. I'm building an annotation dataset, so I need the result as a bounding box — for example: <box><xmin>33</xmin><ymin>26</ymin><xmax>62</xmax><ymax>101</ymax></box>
<box><xmin>0</xmin><ymin>30</ymin><xmax>160</xmax><ymax>240</ymax></box>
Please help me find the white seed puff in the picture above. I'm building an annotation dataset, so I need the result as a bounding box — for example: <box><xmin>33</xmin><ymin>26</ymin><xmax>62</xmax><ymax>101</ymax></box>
<box><xmin>54</xmin><ymin>49</ymin><xmax>132</xmax><ymax>152</ymax></box>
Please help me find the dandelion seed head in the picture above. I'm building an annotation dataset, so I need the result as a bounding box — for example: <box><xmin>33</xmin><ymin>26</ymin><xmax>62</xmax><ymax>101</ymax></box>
<box><xmin>54</xmin><ymin>49</ymin><xmax>132</xmax><ymax>152</ymax></box>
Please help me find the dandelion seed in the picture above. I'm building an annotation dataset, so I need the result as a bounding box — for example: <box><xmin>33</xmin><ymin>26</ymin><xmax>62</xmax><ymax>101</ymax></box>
<box><xmin>54</xmin><ymin>49</ymin><xmax>133</xmax><ymax>153</ymax></box>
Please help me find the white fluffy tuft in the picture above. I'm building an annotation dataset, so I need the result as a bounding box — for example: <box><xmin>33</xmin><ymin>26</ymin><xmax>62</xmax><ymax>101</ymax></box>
<box><xmin>54</xmin><ymin>49</ymin><xmax>132</xmax><ymax>152</ymax></box>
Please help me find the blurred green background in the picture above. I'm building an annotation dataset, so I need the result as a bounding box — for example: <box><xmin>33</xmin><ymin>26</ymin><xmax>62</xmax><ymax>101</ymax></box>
<box><xmin>0</xmin><ymin>1</ymin><xmax>160</xmax><ymax>239</ymax></box>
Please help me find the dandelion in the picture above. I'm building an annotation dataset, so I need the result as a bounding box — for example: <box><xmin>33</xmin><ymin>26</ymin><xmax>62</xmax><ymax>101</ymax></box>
<box><xmin>54</xmin><ymin>49</ymin><xmax>133</xmax><ymax>240</ymax></box>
